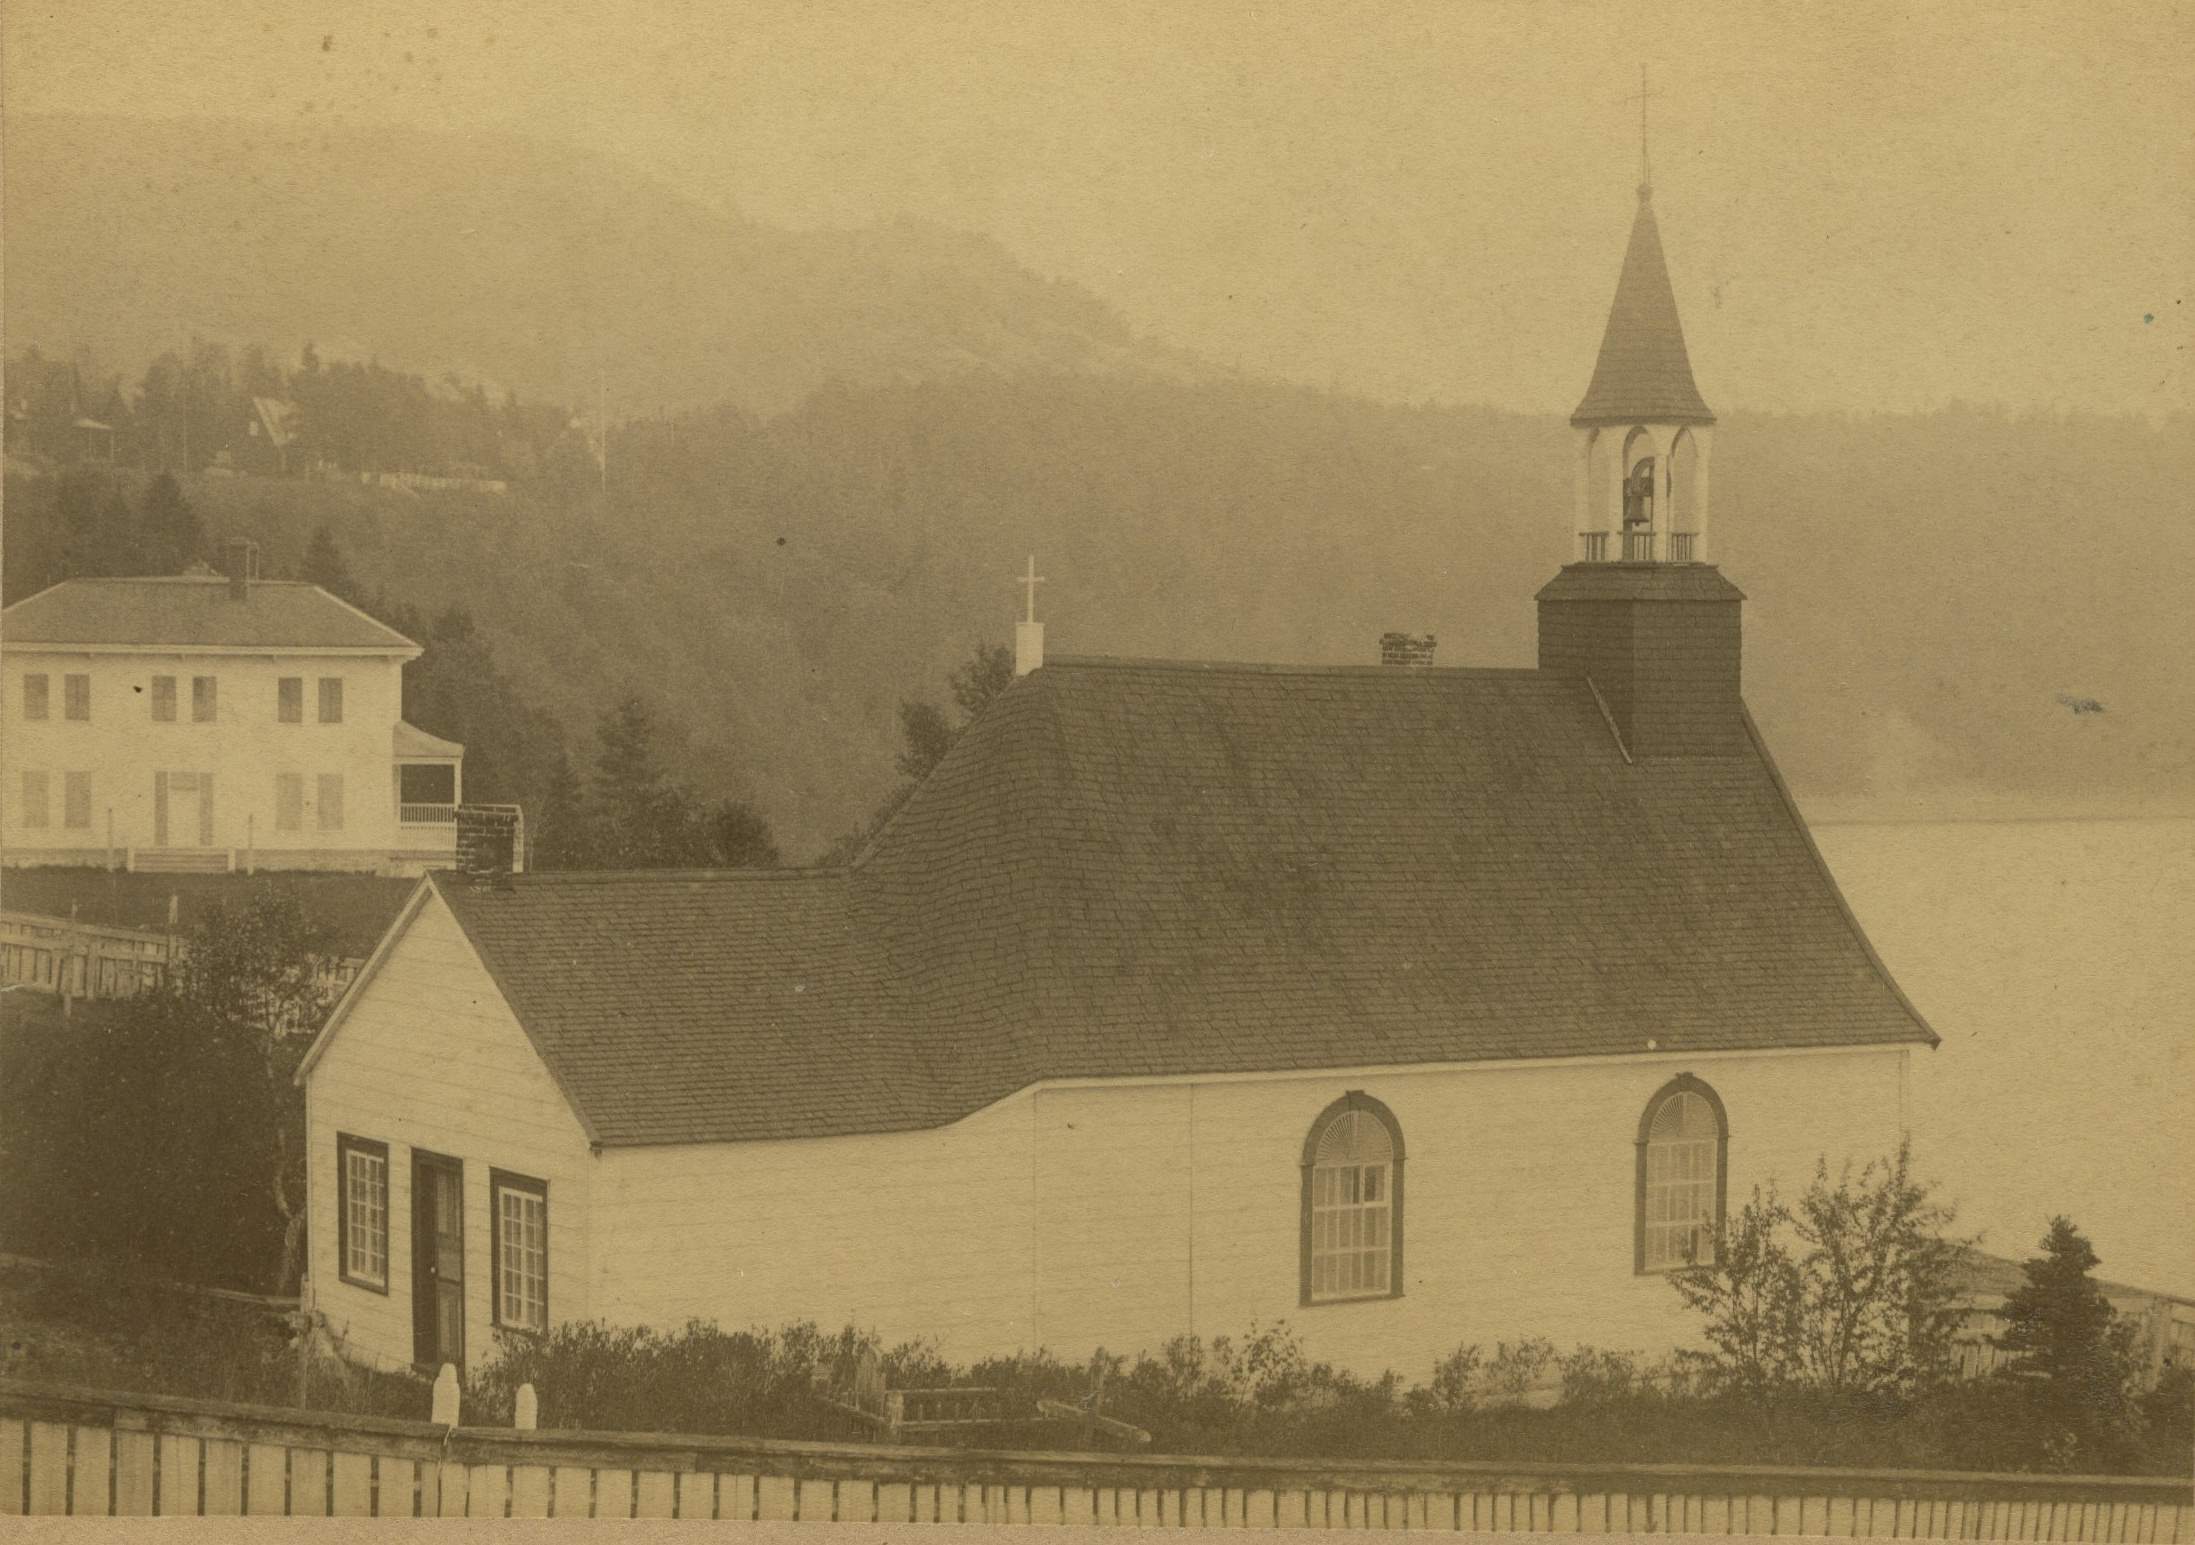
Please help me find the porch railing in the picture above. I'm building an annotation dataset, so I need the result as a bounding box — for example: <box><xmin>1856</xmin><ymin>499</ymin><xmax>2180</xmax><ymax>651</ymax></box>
<box><xmin>1621</xmin><ymin>530</ymin><xmax>1657</xmax><ymax>562</ymax></box>
<box><xmin>1578</xmin><ymin>531</ymin><xmax>1610</xmax><ymax>562</ymax></box>
<box><xmin>398</xmin><ymin>803</ymin><xmax>458</xmax><ymax>826</ymax></box>
<box><xmin>1668</xmin><ymin>531</ymin><xmax>1697</xmax><ymax>562</ymax></box>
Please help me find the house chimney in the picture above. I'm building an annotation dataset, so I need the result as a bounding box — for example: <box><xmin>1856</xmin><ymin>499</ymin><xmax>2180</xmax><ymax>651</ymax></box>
<box><xmin>1378</xmin><ymin>632</ymin><xmax>1437</xmax><ymax>668</ymax></box>
<box><xmin>1014</xmin><ymin>554</ymin><xmax>1046</xmax><ymax>677</ymax></box>
<box><xmin>222</xmin><ymin>538</ymin><xmax>260</xmax><ymax>601</ymax></box>
<box><xmin>455</xmin><ymin>804</ymin><xmax>524</xmax><ymax>888</ymax></box>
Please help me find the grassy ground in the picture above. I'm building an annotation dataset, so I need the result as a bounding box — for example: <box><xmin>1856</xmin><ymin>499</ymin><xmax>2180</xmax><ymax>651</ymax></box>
<box><xmin>0</xmin><ymin>1259</ymin><xmax>425</xmax><ymax>1419</ymax></box>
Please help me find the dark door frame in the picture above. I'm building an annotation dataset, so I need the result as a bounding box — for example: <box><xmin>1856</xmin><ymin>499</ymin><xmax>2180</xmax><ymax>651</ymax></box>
<box><xmin>410</xmin><ymin>1148</ymin><xmax>464</xmax><ymax>1371</ymax></box>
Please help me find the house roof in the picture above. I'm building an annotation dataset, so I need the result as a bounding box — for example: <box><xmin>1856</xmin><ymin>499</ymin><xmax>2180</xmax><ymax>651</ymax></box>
<box><xmin>1952</xmin><ymin>1247</ymin><xmax>2188</xmax><ymax>1309</ymax></box>
<box><xmin>252</xmin><ymin>397</ymin><xmax>299</xmax><ymax>449</ymax></box>
<box><xmin>1</xmin><ymin>577</ymin><xmax>418</xmax><ymax>655</ymax></box>
<box><xmin>1571</xmin><ymin>189</ymin><xmax>1715</xmax><ymax>427</ymax></box>
<box><xmin>408</xmin><ymin>655</ymin><xmax>1933</xmax><ymax>1148</ymax></box>
<box><xmin>393</xmin><ymin>719</ymin><xmax>464</xmax><ymax>759</ymax></box>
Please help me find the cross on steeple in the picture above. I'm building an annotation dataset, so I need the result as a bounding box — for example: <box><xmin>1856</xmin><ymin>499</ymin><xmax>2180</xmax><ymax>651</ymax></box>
<box><xmin>1626</xmin><ymin>65</ymin><xmax>1660</xmax><ymax>197</ymax></box>
<box><xmin>1018</xmin><ymin>554</ymin><xmax>1046</xmax><ymax>623</ymax></box>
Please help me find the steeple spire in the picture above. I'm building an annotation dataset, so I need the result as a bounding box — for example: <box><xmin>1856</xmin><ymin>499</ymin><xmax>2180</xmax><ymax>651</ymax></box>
<box><xmin>1635</xmin><ymin>65</ymin><xmax>1655</xmax><ymax>200</ymax></box>
<box><xmin>1570</xmin><ymin>176</ymin><xmax>1712</xmax><ymax>427</ymax></box>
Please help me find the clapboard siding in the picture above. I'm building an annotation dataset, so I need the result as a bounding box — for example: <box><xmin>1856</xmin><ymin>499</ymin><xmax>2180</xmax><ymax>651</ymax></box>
<box><xmin>593</xmin><ymin>1096</ymin><xmax>1037</xmax><ymax>1357</ymax></box>
<box><xmin>309</xmin><ymin>883</ymin><xmax>1909</xmax><ymax>1375</ymax></box>
<box><xmin>305</xmin><ymin>894</ymin><xmax>594</xmax><ymax>1371</ymax></box>
<box><xmin>1032</xmin><ymin>1047</ymin><xmax>1909</xmax><ymax>1377</ymax></box>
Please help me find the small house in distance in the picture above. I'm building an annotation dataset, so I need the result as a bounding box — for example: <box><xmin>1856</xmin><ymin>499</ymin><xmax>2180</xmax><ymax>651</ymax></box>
<box><xmin>297</xmin><ymin>175</ymin><xmax>1938</xmax><ymax>1379</ymax></box>
<box><xmin>2</xmin><ymin>545</ymin><xmax>465</xmax><ymax>875</ymax></box>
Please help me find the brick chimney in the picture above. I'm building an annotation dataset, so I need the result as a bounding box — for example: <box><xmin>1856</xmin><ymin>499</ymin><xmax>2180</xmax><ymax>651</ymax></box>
<box><xmin>1536</xmin><ymin>565</ymin><xmax>1744</xmax><ymax>757</ymax></box>
<box><xmin>1378</xmin><ymin>632</ymin><xmax>1437</xmax><ymax>667</ymax></box>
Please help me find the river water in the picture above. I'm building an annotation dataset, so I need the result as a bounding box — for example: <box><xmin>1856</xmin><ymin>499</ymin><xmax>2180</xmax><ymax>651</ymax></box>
<box><xmin>1809</xmin><ymin>818</ymin><xmax>2195</xmax><ymax>1297</ymax></box>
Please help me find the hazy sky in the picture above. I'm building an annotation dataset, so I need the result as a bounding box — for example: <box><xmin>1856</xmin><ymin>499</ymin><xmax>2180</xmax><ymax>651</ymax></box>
<box><xmin>8</xmin><ymin>0</ymin><xmax>2189</xmax><ymax>416</ymax></box>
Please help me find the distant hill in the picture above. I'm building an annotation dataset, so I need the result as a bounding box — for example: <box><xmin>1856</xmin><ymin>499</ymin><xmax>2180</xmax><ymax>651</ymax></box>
<box><xmin>8</xmin><ymin>382</ymin><xmax>2187</xmax><ymax>860</ymax></box>
<box><xmin>3</xmin><ymin>113</ymin><xmax>1208</xmax><ymax>414</ymax></box>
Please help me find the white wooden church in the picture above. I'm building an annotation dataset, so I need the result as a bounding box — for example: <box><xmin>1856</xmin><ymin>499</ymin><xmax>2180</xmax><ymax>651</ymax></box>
<box><xmin>297</xmin><ymin>174</ymin><xmax>1936</xmax><ymax>1378</ymax></box>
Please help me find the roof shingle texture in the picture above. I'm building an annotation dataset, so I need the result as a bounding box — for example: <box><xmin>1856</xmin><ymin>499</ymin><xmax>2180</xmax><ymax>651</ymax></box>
<box><xmin>437</xmin><ymin>657</ymin><xmax>1933</xmax><ymax>1148</ymax></box>
<box><xmin>1571</xmin><ymin>193</ymin><xmax>1716</xmax><ymax>427</ymax></box>
<box><xmin>2</xmin><ymin>578</ymin><xmax>418</xmax><ymax>652</ymax></box>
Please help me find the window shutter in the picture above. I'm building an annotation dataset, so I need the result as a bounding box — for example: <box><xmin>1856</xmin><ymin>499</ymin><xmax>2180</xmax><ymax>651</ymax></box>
<box><xmin>198</xmin><ymin>773</ymin><xmax>215</xmax><ymax>847</ymax></box>
<box><xmin>153</xmin><ymin>771</ymin><xmax>168</xmax><ymax>847</ymax></box>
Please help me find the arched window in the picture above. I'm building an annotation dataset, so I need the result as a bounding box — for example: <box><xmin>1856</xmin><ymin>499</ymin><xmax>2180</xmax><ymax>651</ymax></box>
<box><xmin>1300</xmin><ymin>1092</ymin><xmax>1404</xmax><ymax>1305</ymax></box>
<box><xmin>1635</xmin><ymin>1075</ymin><xmax>1728</xmax><ymax>1274</ymax></box>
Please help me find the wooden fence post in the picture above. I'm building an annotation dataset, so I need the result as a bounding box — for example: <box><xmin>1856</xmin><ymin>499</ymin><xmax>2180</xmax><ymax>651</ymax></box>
<box><xmin>515</xmin><ymin>1384</ymin><xmax>538</xmax><ymax>1431</ymax></box>
<box><xmin>432</xmin><ymin>1365</ymin><xmax>460</xmax><ymax>1426</ymax></box>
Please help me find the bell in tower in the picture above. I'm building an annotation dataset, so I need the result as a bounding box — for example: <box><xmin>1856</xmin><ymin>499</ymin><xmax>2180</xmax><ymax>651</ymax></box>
<box><xmin>1569</xmin><ymin>168</ymin><xmax>1714</xmax><ymax>565</ymax></box>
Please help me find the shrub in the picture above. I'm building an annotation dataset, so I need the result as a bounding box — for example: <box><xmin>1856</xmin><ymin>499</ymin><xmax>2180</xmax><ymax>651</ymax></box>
<box><xmin>1672</xmin><ymin>1142</ymin><xmax>1968</xmax><ymax>1398</ymax></box>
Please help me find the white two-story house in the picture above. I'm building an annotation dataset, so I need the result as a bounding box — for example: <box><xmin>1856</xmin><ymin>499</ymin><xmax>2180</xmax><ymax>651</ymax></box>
<box><xmin>1</xmin><ymin>557</ymin><xmax>464</xmax><ymax>875</ymax></box>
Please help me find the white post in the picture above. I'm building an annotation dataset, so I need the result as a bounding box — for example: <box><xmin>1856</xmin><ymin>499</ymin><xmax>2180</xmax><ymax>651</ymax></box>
<box><xmin>432</xmin><ymin>1363</ymin><xmax>461</xmax><ymax>1426</ymax></box>
<box><xmin>1693</xmin><ymin>428</ymin><xmax>1714</xmax><ymax>564</ymax></box>
<box><xmin>514</xmin><ymin>1383</ymin><xmax>538</xmax><ymax>1431</ymax></box>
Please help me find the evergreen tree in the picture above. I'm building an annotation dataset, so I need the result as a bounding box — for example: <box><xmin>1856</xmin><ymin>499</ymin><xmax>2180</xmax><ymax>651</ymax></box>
<box><xmin>301</xmin><ymin>523</ymin><xmax>357</xmax><ymax>601</ymax></box>
<box><xmin>139</xmin><ymin>474</ymin><xmax>204</xmax><ymax>574</ymax></box>
<box><xmin>1994</xmin><ymin>1217</ymin><xmax>2145</xmax><ymax>1467</ymax></box>
<box><xmin>590</xmin><ymin>694</ymin><xmax>692</xmax><ymax>866</ymax></box>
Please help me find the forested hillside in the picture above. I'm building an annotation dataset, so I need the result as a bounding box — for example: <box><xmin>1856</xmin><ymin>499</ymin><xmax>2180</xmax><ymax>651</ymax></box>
<box><xmin>4</xmin><ymin>113</ymin><xmax>1204</xmax><ymax>417</ymax></box>
<box><xmin>9</xmin><ymin>377</ymin><xmax>2187</xmax><ymax>860</ymax></box>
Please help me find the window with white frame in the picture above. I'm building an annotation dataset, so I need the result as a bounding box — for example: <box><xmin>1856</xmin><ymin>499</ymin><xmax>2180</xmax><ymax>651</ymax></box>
<box><xmin>151</xmin><ymin>676</ymin><xmax>177</xmax><ymax>722</ymax></box>
<box><xmin>1636</xmin><ymin>1076</ymin><xmax>1727</xmax><ymax>1273</ymax></box>
<box><xmin>316</xmin><ymin>773</ymin><xmax>344</xmax><ymax>831</ymax></box>
<box><xmin>64</xmin><ymin>771</ymin><xmax>91</xmax><ymax>829</ymax></box>
<box><xmin>492</xmin><ymin>1171</ymin><xmax>548</xmax><ymax>1332</ymax></box>
<box><xmin>318</xmin><ymin>677</ymin><xmax>344</xmax><ymax>724</ymax></box>
<box><xmin>337</xmin><ymin>1134</ymin><xmax>389</xmax><ymax>1291</ymax></box>
<box><xmin>22</xmin><ymin>674</ymin><xmax>49</xmax><ymax>720</ymax></box>
<box><xmin>191</xmin><ymin>675</ymin><xmax>218</xmax><ymax>723</ymax></box>
<box><xmin>63</xmin><ymin>674</ymin><xmax>89</xmax><ymax>721</ymax></box>
<box><xmin>1301</xmin><ymin>1094</ymin><xmax>1403</xmax><ymax>1304</ymax></box>
<box><xmin>277</xmin><ymin>677</ymin><xmax>303</xmax><ymax>723</ymax></box>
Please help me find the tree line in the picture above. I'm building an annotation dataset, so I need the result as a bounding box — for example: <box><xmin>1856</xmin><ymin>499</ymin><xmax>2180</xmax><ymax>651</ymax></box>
<box><xmin>9</xmin><ymin>340</ymin><xmax>594</xmax><ymax>483</ymax></box>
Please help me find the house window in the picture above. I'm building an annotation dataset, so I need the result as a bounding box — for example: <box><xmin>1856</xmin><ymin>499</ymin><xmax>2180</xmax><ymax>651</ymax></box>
<box><xmin>276</xmin><ymin>773</ymin><xmax>303</xmax><ymax>832</ymax></box>
<box><xmin>22</xmin><ymin>675</ymin><xmax>49</xmax><ymax>720</ymax></box>
<box><xmin>20</xmin><ymin>772</ymin><xmax>50</xmax><ymax>828</ymax></box>
<box><xmin>278</xmin><ymin>677</ymin><xmax>303</xmax><ymax>723</ymax></box>
<box><xmin>317</xmin><ymin>774</ymin><xmax>345</xmax><ymax>831</ymax></box>
<box><xmin>63</xmin><ymin>674</ymin><xmax>89</xmax><ymax>721</ymax></box>
<box><xmin>1636</xmin><ymin>1074</ymin><xmax>1729</xmax><ymax>1273</ymax></box>
<box><xmin>64</xmin><ymin>772</ymin><xmax>91</xmax><ymax>829</ymax></box>
<box><xmin>1300</xmin><ymin>1092</ymin><xmax>1404</xmax><ymax>1305</ymax></box>
<box><xmin>491</xmin><ymin>1171</ymin><xmax>549</xmax><ymax>1333</ymax></box>
<box><xmin>337</xmin><ymin>1134</ymin><xmax>390</xmax><ymax>1292</ymax></box>
<box><xmin>152</xmin><ymin>676</ymin><xmax>178</xmax><ymax>722</ymax></box>
<box><xmin>318</xmin><ymin>677</ymin><xmax>344</xmax><ymax>724</ymax></box>
<box><xmin>192</xmin><ymin>675</ymin><xmax>218</xmax><ymax>723</ymax></box>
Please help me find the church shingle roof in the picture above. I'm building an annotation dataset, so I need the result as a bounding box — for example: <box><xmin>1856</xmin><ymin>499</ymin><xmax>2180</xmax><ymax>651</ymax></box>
<box><xmin>1</xmin><ymin>577</ymin><xmax>419</xmax><ymax>653</ymax></box>
<box><xmin>1571</xmin><ymin>191</ymin><xmax>1715</xmax><ymax>427</ymax></box>
<box><xmin>429</xmin><ymin>656</ymin><xmax>1933</xmax><ymax>1148</ymax></box>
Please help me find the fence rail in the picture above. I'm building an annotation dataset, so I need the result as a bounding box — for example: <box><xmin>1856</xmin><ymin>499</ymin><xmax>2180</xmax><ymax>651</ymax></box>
<box><xmin>3</xmin><ymin>1377</ymin><xmax>2188</xmax><ymax>1530</ymax></box>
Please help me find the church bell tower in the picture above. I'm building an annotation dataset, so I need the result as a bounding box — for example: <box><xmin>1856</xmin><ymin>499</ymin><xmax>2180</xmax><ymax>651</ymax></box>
<box><xmin>1537</xmin><ymin>135</ymin><xmax>1746</xmax><ymax>759</ymax></box>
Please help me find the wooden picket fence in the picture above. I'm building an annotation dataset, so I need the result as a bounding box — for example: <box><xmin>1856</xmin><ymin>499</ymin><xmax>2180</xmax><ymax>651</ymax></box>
<box><xmin>3</xmin><ymin>1375</ymin><xmax>2191</xmax><ymax>1533</ymax></box>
